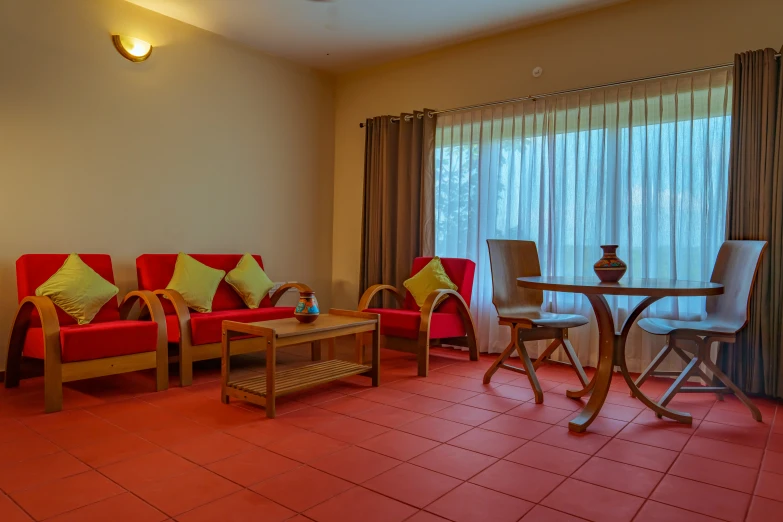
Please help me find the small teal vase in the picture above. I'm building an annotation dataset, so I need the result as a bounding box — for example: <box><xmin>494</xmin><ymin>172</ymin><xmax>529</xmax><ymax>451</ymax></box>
<box><xmin>294</xmin><ymin>291</ymin><xmax>320</xmax><ymax>323</ymax></box>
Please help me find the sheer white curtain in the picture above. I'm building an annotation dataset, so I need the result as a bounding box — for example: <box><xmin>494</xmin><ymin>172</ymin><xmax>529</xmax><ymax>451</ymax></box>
<box><xmin>434</xmin><ymin>68</ymin><xmax>733</xmax><ymax>372</ymax></box>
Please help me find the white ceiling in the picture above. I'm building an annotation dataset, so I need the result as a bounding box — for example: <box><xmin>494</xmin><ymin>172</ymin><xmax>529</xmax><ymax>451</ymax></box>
<box><xmin>125</xmin><ymin>0</ymin><xmax>625</xmax><ymax>72</ymax></box>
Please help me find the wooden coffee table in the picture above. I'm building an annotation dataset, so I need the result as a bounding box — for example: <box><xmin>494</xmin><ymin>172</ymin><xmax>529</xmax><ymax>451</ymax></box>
<box><xmin>220</xmin><ymin>309</ymin><xmax>380</xmax><ymax>418</ymax></box>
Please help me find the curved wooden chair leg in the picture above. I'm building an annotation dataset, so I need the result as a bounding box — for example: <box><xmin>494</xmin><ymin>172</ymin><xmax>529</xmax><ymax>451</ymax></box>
<box><xmin>417</xmin><ymin>289</ymin><xmax>479</xmax><ymax>377</ymax></box>
<box><xmin>566</xmin><ymin>370</ymin><xmax>596</xmax><ymax>399</ymax></box>
<box><xmin>417</xmin><ymin>336</ymin><xmax>430</xmax><ymax>377</ymax></box>
<box><xmin>701</xmin><ymin>345</ymin><xmax>762</xmax><ymax>422</ymax></box>
<box><xmin>121</xmin><ymin>291</ymin><xmax>169</xmax><ymax>392</ymax></box>
<box><xmin>516</xmin><ymin>339</ymin><xmax>543</xmax><ymax>403</ymax></box>
<box><xmin>45</xmin><ymin>343</ymin><xmax>63</xmax><ymax>414</ymax></box>
<box><xmin>6</xmin><ymin>298</ymin><xmax>63</xmax><ymax>412</ymax></box>
<box><xmin>5</xmin><ymin>304</ymin><xmax>31</xmax><ymax>388</ymax></box>
<box><xmin>155</xmin><ymin>289</ymin><xmax>192</xmax><ymax>387</ymax></box>
<box><xmin>483</xmin><ymin>338</ymin><xmax>516</xmax><ymax>384</ymax></box>
<box><xmin>466</xmin><ymin>325</ymin><xmax>479</xmax><ymax>362</ymax></box>
<box><xmin>453</xmin><ymin>295</ymin><xmax>478</xmax><ymax>362</ymax></box>
<box><xmin>179</xmin><ymin>341</ymin><xmax>193</xmax><ymax>387</ymax></box>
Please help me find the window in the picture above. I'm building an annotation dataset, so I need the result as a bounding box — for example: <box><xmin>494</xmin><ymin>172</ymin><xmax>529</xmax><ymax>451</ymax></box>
<box><xmin>434</xmin><ymin>69</ymin><xmax>733</xmax><ymax>369</ymax></box>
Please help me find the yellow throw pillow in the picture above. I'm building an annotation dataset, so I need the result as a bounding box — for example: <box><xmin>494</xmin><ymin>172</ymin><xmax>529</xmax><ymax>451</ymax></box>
<box><xmin>225</xmin><ymin>254</ymin><xmax>275</xmax><ymax>309</ymax></box>
<box><xmin>166</xmin><ymin>253</ymin><xmax>225</xmax><ymax>313</ymax></box>
<box><xmin>403</xmin><ymin>257</ymin><xmax>458</xmax><ymax>309</ymax></box>
<box><xmin>35</xmin><ymin>253</ymin><xmax>119</xmax><ymax>325</ymax></box>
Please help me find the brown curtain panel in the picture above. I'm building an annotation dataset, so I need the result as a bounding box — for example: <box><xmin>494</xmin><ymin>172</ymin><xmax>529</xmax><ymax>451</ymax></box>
<box><xmin>720</xmin><ymin>48</ymin><xmax>783</xmax><ymax>399</ymax></box>
<box><xmin>360</xmin><ymin>110</ymin><xmax>436</xmax><ymax>308</ymax></box>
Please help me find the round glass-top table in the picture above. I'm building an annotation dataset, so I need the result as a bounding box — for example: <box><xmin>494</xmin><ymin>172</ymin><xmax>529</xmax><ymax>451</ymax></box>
<box><xmin>517</xmin><ymin>276</ymin><xmax>724</xmax><ymax>433</ymax></box>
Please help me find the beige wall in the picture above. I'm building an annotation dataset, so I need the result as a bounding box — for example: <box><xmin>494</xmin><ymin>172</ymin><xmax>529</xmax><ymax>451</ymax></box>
<box><xmin>331</xmin><ymin>0</ymin><xmax>783</xmax><ymax>308</ymax></box>
<box><xmin>0</xmin><ymin>0</ymin><xmax>335</xmax><ymax>367</ymax></box>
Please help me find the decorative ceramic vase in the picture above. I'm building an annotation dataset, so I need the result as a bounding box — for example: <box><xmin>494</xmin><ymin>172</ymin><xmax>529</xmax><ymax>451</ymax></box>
<box><xmin>294</xmin><ymin>291</ymin><xmax>320</xmax><ymax>323</ymax></box>
<box><xmin>594</xmin><ymin>245</ymin><xmax>627</xmax><ymax>283</ymax></box>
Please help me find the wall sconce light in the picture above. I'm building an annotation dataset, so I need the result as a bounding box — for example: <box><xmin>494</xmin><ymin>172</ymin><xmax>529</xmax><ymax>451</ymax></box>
<box><xmin>112</xmin><ymin>35</ymin><xmax>152</xmax><ymax>62</ymax></box>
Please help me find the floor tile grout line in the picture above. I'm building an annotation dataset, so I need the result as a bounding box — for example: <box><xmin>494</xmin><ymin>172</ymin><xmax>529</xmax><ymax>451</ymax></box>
<box><xmin>3</xmin><ymin>489</ymin><xmax>38</xmax><ymax>522</ymax></box>
<box><xmin>743</xmin><ymin>402</ymin><xmax>780</xmax><ymax>520</ymax></box>
<box><xmin>5</xmin><ymin>354</ymin><xmax>779</xmax><ymax>522</ymax></box>
<box><xmin>123</xmin><ymin>370</ymin><xmax>771</xmax><ymax>507</ymax></box>
<box><xmin>90</xmin><ymin>457</ymin><xmax>260</xmax><ymax>521</ymax></box>
<box><xmin>11</xmin><ymin>400</ymin><xmax>269</xmax><ymax>520</ymax></box>
<box><xmin>29</xmin><ymin>478</ymin><xmax>128</xmax><ymax>522</ymax></box>
<box><xmin>164</xmin><ymin>390</ymin><xmax>770</xmax><ymax>522</ymax></box>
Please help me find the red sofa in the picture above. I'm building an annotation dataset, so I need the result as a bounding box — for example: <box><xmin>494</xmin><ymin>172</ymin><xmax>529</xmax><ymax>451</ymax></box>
<box><xmin>136</xmin><ymin>254</ymin><xmax>309</xmax><ymax>386</ymax></box>
<box><xmin>5</xmin><ymin>254</ymin><xmax>168</xmax><ymax>412</ymax></box>
<box><xmin>358</xmin><ymin>257</ymin><xmax>478</xmax><ymax>376</ymax></box>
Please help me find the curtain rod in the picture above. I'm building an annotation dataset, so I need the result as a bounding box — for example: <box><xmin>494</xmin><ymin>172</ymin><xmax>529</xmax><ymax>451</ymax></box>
<box><xmin>358</xmin><ymin>55</ymin><xmax>781</xmax><ymax>128</ymax></box>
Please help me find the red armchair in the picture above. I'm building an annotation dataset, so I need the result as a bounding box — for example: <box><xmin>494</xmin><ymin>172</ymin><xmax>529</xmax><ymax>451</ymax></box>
<box><xmin>136</xmin><ymin>254</ymin><xmax>310</xmax><ymax>386</ymax></box>
<box><xmin>358</xmin><ymin>257</ymin><xmax>479</xmax><ymax>377</ymax></box>
<box><xmin>5</xmin><ymin>254</ymin><xmax>168</xmax><ymax>413</ymax></box>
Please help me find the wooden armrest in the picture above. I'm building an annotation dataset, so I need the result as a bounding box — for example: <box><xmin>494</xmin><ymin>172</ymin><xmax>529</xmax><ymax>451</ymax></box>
<box><xmin>153</xmin><ymin>289</ymin><xmax>192</xmax><ymax>344</ymax></box>
<box><xmin>120</xmin><ymin>290</ymin><xmax>165</xmax><ymax>321</ymax></box>
<box><xmin>120</xmin><ymin>290</ymin><xmax>167</xmax><ymax>346</ymax></box>
<box><xmin>6</xmin><ymin>296</ymin><xmax>62</xmax><ymax>388</ymax></box>
<box><xmin>358</xmin><ymin>284</ymin><xmax>404</xmax><ymax>310</ymax></box>
<box><xmin>270</xmin><ymin>282</ymin><xmax>313</xmax><ymax>306</ymax></box>
<box><xmin>419</xmin><ymin>289</ymin><xmax>477</xmax><ymax>338</ymax></box>
<box><xmin>15</xmin><ymin>295</ymin><xmax>61</xmax><ymax>334</ymax></box>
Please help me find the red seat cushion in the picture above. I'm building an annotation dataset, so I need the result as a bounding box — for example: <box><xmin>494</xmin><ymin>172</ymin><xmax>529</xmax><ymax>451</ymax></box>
<box><xmin>189</xmin><ymin>307</ymin><xmax>295</xmax><ymax>346</ymax></box>
<box><xmin>364</xmin><ymin>308</ymin><xmax>466</xmax><ymax>340</ymax></box>
<box><xmin>23</xmin><ymin>320</ymin><xmax>158</xmax><ymax>363</ymax></box>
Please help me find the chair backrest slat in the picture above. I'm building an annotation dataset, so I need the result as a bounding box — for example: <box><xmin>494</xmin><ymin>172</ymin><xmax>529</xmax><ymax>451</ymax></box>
<box><xmin>707</xmin><ymin>240</ymin><xmax>767</xmax><ymax>330</ymax></box>
<box><xmin>486</xmin><ymin>240</ymin><xmax>544</xmax><ymax>318</ymax></box>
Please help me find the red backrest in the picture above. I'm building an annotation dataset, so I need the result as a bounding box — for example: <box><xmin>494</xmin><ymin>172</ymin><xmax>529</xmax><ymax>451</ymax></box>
<box><xmin>16</xmin><ymin>254</ymin><xmax>121</xmax><ymax>325</ymax></box>
<box><xmin>136</xmin><ymin>254</ymin><xmax>271</xmax><ymax>314</ymax></box>
<box><xmin>403</xmin><ymin>257</ymin><xmax>476</xmax><ymax>313</ymax></box>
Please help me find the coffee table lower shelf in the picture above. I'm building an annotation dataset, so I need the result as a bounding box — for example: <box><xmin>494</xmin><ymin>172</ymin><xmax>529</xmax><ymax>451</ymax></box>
<box><xmin>224</xmin><ymin>359</ymin><xmax>372</xmax><ymax>405</ymax></box>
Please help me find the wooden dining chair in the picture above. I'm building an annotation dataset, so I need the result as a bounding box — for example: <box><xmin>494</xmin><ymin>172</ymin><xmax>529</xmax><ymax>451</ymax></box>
<box><xmin>483</xmin><ymin>240</ymin><xmax>590</xmax><ymax>403</ymax></box>
<box><xmin>635</xmin><ymin>240</ymin><xmax>767</xmax><ymax>420</ymax></box>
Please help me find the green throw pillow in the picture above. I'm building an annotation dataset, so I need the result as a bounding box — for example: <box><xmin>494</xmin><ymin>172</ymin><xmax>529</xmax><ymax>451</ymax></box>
<box><xmin>225</xmin><ymin>254</ymin><xmax>275</xmax><ymax>309</ymax></box>
<box><xmin>36</xmin><ymin>253</ymin><xmax>119</xmax><ymax>325</ymax></box>
<box><xmin>403</xmin><ymin>257</ymin><xmax>458</xmax><ymax>309</ymax></box>
<box><xmin>166</xmin><ymin>253</ymin><xmax>225</xmax><ymax>313</ymax></box>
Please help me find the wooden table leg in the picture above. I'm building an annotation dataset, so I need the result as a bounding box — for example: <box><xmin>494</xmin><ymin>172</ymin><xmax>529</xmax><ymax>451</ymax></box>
<box><xmin>566</xmin><ymin>372</ymin><xmax>596</xmax><ymax>399</ymax></box>
<box><xmin>568</xmin><ymin>294</ymin><xmax>693</xmax><ymax>433</ymax></box>
<box><xmin>355</xmin><ymin>333</ymin><xmax>365</xmax><ymax>364</ymax></box>
<box><xmin>371</xmin><ymin>326</ymin><xmax>380</xmax><ymax>387</ymax></box>
<box><xmin>221</xmin><ymin>329</ymin><xmax>231</xmax><ymax>404</ymax></box>
<box><xmin>266</xmin><ymin>335</ymin><xmax>276</xmax><ymax>418</ymax></box>
<box><xmin>326</xmin><ymin>338</ymin><xmax>336</xmax><ymax>360</ymax></box>
<box><xmin>568</xmin><ymin>294</ymin><xmax>616</xmax><ymax>433</ymax></box>
<box><xmin>311</xmin><ymin>340</ymin><xmax>322</xmax><ymax>361</ymax></box>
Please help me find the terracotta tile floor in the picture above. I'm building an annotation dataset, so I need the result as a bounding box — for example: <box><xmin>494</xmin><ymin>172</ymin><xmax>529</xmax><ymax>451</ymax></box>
<box><xmin>0</xmin><ymin>344</ymin><xmax>781</xmax><ymax>522</ymax></box>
